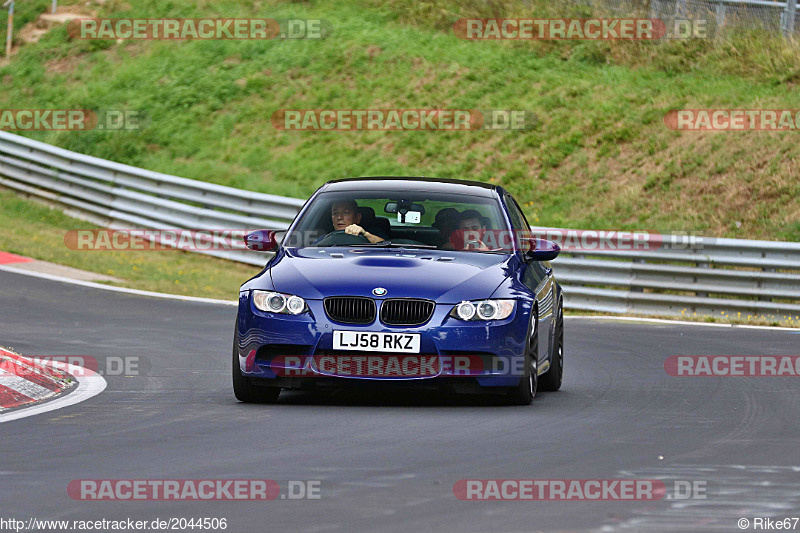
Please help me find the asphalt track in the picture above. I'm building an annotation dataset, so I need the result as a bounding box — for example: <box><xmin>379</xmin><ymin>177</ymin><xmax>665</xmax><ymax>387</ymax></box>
<box><xmin>1</xmin><ymin>268</ymin><xmax>799</xmax><ymax>532</ymax></box>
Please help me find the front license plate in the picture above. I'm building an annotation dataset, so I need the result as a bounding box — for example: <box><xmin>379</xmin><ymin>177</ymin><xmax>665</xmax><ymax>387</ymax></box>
<box><xmin>333</xmin><ymin>331</ymin><xmax>421</xmax><ymax>353</ymax></box>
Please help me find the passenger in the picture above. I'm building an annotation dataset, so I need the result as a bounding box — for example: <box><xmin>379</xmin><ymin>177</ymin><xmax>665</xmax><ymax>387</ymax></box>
<box><xmin>450</xmin><ymin>209</ymin><xmax>490</xmax><ymax>251</ymax></box>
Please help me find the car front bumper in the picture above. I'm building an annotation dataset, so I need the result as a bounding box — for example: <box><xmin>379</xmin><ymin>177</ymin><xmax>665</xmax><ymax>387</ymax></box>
<box><xmin>236</xmin><ymin>292</ymin><xmax>533</xmax><ymax>389</ymax></box>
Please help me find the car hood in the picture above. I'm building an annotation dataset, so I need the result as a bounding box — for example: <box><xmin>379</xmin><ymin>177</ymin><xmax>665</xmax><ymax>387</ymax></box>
<box><xmin>255</xmin><ymin>248</ymin><xmax>517</xmax><ymax>303</ymax></box>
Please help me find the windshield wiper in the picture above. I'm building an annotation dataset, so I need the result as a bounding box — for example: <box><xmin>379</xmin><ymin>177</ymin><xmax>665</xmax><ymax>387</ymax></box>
<box><xmin>380</xmin><ymin>242</ymin><xmax>437</xmax><ymax>249</ymax></box>
<box><xmin>330</xmin><ymin>241</ymin><xmax>438</xmax><ymax>249</ymax></box>
<box><xmin>327</xmin><ymin>243</ymin><xmax>381</xmax><ymax>247</ymax></box>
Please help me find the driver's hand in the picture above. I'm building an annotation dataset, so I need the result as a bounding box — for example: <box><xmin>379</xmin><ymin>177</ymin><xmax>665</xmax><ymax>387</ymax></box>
<box><xmin>345</xmin><ymin>224</ymin><xmax>365</xmax><ymax>237</ymax></box>
<box><xmin>466</xmin><ymin>240</ymin><xmax>490</xmax><ymax>251</ymax></box>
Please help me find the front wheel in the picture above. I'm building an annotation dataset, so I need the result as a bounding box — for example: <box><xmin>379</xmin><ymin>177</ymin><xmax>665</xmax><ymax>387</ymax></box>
<box><xmin>507</xmin><ymin>325</ymin><xmax>538</xmax><ymax>405</ymax></box>
<box><xmin>539</xmin><ymin>300</ymin><xmax>563</xmax><ymax>392</ymax></box>
<box><xmin>232</xmin><ymin>325</ymin><xmax>281</xmax><ymax>403</ymax></box>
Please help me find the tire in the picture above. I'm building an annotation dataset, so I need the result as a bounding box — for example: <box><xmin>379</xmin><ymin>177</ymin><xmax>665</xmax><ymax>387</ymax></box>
<box><xmin>539</xmin><ymin>299</ymin><xmax>563</xmax><ymax>392</ymax></box>
<box><xmin>232</xmin><ymin>325</ymin><xmax>281</xmax><ymax>403</ymax></box>
<box><xmin>507</xmin><ymin>319</ymin><xmax>538</xmax><ymax>405</ymax></box>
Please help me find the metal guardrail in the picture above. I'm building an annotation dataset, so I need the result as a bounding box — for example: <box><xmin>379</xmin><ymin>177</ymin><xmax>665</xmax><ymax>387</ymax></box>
<box><xmin>597</xmin><ymin>0</ymin><xmax>800</xmax><ymax>36</ymax></box>
<box><xmin>557</xmin><ymin>255</ymin><xmax>800</xmax><ymax>319</ymax></box>
<box><xmin>0</xmin><ymin>131</ymin><xmax>304</xmax><ymax>266</ymax></box>
<box><xmin>1</xmin><ymin>130</ymin><xmax>799</xmax><ymax>320</ymax></box>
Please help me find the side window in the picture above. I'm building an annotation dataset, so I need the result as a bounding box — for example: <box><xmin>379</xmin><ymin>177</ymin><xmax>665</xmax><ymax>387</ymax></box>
<box><xmin>504</xmin><ymin>193</ymin><xmax>536</xmax><ymax>257</ymax></box>
<box><xmin>505</xmin><ymin>194</ymin><xmax>530</xmax><ymax>233</ymax></box>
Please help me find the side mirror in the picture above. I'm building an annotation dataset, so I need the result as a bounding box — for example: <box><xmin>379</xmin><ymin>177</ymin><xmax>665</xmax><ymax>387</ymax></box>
<box><xmin>525</xmin><ymin>238</ymin><xmax>560</xmax><ymax>262</ymax></box>
<box><xmin>244</xmin><ymin>230</ymin><xmax>278</xmax><ymax>252</ymax></box>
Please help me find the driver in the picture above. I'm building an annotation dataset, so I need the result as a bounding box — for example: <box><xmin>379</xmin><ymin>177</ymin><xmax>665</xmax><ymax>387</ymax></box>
<box><xmin>331</xmin><ymin>199</ymin><xmax>385</xmax><ymax>244</ymax></box>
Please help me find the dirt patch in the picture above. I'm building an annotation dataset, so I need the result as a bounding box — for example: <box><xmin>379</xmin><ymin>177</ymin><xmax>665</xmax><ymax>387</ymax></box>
<box><xmin>45</xmin><ymin>55</ymin><xmax>81</xmax><ymax>74</ymax></box>
<box><xmin>8</xmin><ymin>3</ymin><xmax>97</xmax><ymax>60</ymax></box>
<box><xmin>39</xmin><ymin>11</ymin><xmax>90</xmax><ymax>24</ymax></box>
<box><xmin>17</xmin><ymin>24</ymin><xmax>50</xmax><ymax>47</ymax></box>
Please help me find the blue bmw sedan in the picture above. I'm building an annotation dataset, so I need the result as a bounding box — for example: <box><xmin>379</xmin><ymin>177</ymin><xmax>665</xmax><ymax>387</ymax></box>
<box><xmin>234</xmin><ymin>177</ymin><xmax>563</xmax><ymax>405</ymax></box>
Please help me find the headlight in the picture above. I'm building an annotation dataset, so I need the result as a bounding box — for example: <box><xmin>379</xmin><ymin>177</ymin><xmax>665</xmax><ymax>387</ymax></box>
<box><xmin>451</xmin><ymin>299</ymin><xmax>515</xmax><ymax>321</ymax></box>
<box><xmin>253</xmin><ymin>291</ymin><xmax>307</xmax><ymax>315</ymax></box>
<box><xmin>286</xmin><ymin>295</ymin><xmax>306</xmax><ymax>315</ymax></box>
<box><xmin>456</xmin><ymin>301</ymin><xmax>476</xmax><ymax>320</ymax></box>
<box><xmin>477</xmin><ymin>300</ymin><xmax>497</xmax><ymax>320</ymax></box>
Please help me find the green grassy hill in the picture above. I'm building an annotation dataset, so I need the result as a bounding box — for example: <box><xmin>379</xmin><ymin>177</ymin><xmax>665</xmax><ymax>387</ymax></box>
<box><xmin>2</xmin><ymin>0</ymin><xmax>799</xmax><ymax>240</ymax></box>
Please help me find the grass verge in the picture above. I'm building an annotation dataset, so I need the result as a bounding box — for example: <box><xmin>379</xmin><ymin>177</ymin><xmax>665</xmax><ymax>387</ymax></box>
<box><xmin>0</xmin><ymin>0</ymin><xmax>797</xmax><ymax>240</ymax></box>
<box><xmin>0</xmin><ymin>189</ymin><xmax>258</xmax><ymax>300</ymax></box>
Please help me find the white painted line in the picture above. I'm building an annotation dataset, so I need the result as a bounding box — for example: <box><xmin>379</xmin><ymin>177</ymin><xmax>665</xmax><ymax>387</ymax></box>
<box><xmin>0</xmin><ymin>264</ymin><xmax>237</xmax><ymax>306</ymax></box>
<box><xmin>0</xmin><ymin>360</ymin><xmax>107</xmax><ymax>424</ymax></box>
<box><xmin>1</xmin><ymin>260</ymin><xmax>796</xmax><ymax>332</ymax></box>
<box><xmin>565</xmin><ymin>315</ymin><xmax>799</xmax><ymax>332</ymax></box>
<box><xmin>0</xmin><ymin>368</ymin><xmax>54</xmax><ymax>401</ymax></box>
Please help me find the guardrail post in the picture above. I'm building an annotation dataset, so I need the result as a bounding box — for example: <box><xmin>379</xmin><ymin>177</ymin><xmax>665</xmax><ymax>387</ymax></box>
<box><xmin>761</xmin><ymin>266</ymin><xmax>776</xmax><ymax>300</ymax></box>
<box><xmin>632</xmin><ymin>258</ymin><xmax>645</xmax><ymax>292</ymax></box>
<box><xmin>675</xmin><ymin>0</ymin><xmax>688</xmax><ymax>18</ymax></box>
<box><xmin>786</xmin><ymin>0</ymin><xmax>797</xmax><ymax>37</ymax></box>
<box><xmin>4</xmin><ymin>1</ymin><xmax>12</xmax><ymax>59</ymax></box>
<box><xmin>716</xmin><ymin>1</ymin><xmax>726</xmax><ymax>33</ymax></box>
<box><xmin>695</xmin><ymin>261</ymin><xmax>710</xmax><ymax>297</ymax></box>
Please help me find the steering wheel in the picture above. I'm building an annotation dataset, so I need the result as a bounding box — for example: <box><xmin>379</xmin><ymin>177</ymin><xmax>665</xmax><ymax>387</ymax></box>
<box><xmin>314</xmin><ymin>229</ymin><xmax>370</xmax><ymax>247</ymax></box>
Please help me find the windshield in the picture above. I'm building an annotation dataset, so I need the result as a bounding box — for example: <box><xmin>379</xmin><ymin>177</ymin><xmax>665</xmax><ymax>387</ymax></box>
<box><xmin>282</xmin><ymin>190</ymin><xmax>515</xmax><ymax>253</ymax></box>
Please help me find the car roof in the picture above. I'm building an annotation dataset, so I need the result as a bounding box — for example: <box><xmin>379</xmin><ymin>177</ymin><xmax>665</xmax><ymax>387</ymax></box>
<box><xmin>322</xmin><ymin>177</ymin><xmax>499</xmax><ymax>198</ymax></box>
